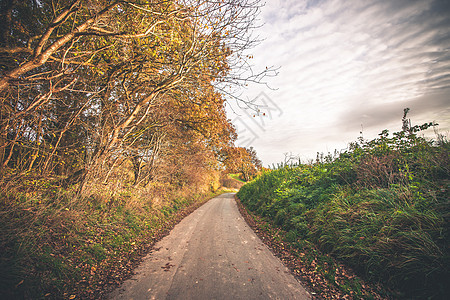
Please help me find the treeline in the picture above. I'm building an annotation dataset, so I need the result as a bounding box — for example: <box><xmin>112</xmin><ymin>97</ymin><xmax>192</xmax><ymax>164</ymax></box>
<box><xmin>0</xmin><ymin>1</ymin><xmax>264</xmax><ymax>298</ymax></box>
<box><xmin>0</xmin><ymin>0</ymin><xmax>265</xmax><ymax>190</ymax></box>
<box><xmin>237</xmin><ymin>118</ymin><xmax>449</xmax><ymax>299</ymax></box>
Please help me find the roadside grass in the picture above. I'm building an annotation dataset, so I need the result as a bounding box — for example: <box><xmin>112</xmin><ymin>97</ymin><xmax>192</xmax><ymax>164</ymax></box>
<box><xmin>229</xmin><ymin>173</ymin><xmax>246</xmax><ymax>183</ymax></box>
<box><xmin>0</xmin><ymin>177</ymin><xmax>225</xmax><ymax>299</ymax></box>
<box><xmin>237</xmin><ymin>128</ymin><xmax>449</xmax><ymax>299</ymax></box>
<box><xmin>235</xmin><ymin>195</ymin><xmax>387</xmax><ymax>299</ymax></box>
<box><xmin>220</xmin><ymin>173</ymin><xmax>246</xmax><ymax>191</ymax></box>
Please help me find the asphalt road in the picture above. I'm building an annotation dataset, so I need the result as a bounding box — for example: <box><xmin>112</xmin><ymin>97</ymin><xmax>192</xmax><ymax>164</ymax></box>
<box><xmin>109</xmin><ymin>193</ymin><xmax>310</xmax><ymax>300</ymax></box>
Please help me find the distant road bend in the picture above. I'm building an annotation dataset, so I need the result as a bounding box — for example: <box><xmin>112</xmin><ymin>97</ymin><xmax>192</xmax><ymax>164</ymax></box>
<box><xmin>109</xmin><ymin>193</ymin><xmax>310</xmax><ymax>300</ymax></box>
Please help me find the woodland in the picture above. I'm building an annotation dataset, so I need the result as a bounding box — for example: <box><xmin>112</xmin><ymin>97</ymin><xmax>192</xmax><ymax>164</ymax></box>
<box><xmin>0</xmin><ymin>0</ymin><xmax>264</xmax><ymax>298</ymax></box>
<box><xmin>0</xmin><ymin>0</ymin><xmax>266</xmax><ymax>186</ymax></box>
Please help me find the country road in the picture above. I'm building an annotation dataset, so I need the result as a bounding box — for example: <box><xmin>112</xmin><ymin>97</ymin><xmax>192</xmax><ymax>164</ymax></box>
<box><xmin>109</xmin><ymin>193</ymin><xmax>310</xmax><ymax>300</ymax></box>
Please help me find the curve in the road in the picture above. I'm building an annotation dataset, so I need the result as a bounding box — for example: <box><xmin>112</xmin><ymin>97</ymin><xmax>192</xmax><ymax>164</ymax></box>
<box><xmin>109</xmin><ymin>193</ymin><xmax>311</xmax><ymax>300</ymax></box>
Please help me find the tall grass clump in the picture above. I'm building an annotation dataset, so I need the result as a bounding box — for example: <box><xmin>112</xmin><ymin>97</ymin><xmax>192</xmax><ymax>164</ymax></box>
<box><xmin>238</xmin><ymin>122</ymin><xmax>449</xmax><ymax>299</ymax></box>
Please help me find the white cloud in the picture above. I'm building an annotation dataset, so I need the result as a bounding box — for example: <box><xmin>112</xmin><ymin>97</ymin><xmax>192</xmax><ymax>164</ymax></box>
<box><xmin>228</xmin><ymin>0</ymin><xmax>450</xmax><ymax>166</ymax></box>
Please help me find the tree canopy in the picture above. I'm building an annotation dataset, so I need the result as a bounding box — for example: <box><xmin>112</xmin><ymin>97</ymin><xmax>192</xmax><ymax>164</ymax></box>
<box><xmin>0</xmin><ymin>0</ymin><xmax>265</xmax><ymax>186</ymax></box>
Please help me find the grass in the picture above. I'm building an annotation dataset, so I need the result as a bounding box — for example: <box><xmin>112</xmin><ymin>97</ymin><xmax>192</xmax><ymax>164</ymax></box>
<box><xmin>235</xmin><ymin>195</ymin><xmax>387</xmax><ymax>299</ymax></box>
<box><xmin>229</xmin><ymin>173</ymin><xmax>247</xmax><ymax>183</ymax></box>
<box><xmin>0</xmin><ymin>176</ymin><xmax>227</xmax><ymax>299</ymax></box>
<box><xmin>237</xmin><ymin>128</ymin><xmax>449</xmax><ymax>299</ymax></box>
<box><xmin>220</xmin><ymin>173</ymin><xmax>246</xmax><ymax>191</ymax></box>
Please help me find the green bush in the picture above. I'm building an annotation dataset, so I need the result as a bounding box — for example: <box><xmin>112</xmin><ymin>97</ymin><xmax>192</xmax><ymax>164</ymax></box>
<box><xmin>238</xmin><ymin>127</ymin><xmax>449</xmax><ymax>299</ymax></box>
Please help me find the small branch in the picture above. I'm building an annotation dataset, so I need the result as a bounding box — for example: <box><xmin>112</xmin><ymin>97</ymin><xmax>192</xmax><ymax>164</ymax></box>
<box><xmin>0</xmin><ymin>47</ymin><xmax>33</xmax><ymax>54</ymax></box>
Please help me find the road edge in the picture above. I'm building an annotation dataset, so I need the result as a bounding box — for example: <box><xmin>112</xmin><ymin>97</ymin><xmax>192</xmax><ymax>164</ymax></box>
<box><xmin>234</xmin><ymin>195</ymin><xmax>389</xmax><ymax>300</ymax></box>
<box><xmin>99</xmin><ymin>192</ymin><xmax>225</xmax><ymax>299</ymax></box>
<box><xmin>234</xmin><ymin>195</ymin><xmax>319</xmax><ymax>298</ymax></box>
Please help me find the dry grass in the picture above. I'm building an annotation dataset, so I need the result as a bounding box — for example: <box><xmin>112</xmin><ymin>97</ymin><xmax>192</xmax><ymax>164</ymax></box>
<box><xmin>0</xmin><ymin>170</ymin><xmax>224</xmax><ymax>299</ymax></box>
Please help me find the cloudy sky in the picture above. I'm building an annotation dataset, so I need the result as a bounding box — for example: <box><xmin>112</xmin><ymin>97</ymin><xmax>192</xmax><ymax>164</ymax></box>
<box><xmin>226</xmin><ymin>0</ymin><xmax>450</xmax><ymax>166</ymax></box>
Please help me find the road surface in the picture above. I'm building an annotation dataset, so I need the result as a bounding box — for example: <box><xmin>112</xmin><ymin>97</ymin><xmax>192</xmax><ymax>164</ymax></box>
<box><xmin>109</xmin><ymin>193</ymin><xmax>310</xmax><ymax>300</ymax></box>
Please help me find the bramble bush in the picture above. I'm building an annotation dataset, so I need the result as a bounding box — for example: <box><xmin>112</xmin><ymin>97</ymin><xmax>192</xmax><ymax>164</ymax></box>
<box><xmin>238</xmin><ymin>124</ymin><xmax>449</xmax><ymax>299</ymax></box>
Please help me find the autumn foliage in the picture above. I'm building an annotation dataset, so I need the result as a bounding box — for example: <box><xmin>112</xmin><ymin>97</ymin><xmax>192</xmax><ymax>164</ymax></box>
<box><xmin>0</xmin><ymin>0</ymin><xmax>265</xmax><ymax>298</ymax></box>
<box><xmin>0</xmin><ymin>0</ymin><xmax>265</xmax><ymax>187</ymax></box>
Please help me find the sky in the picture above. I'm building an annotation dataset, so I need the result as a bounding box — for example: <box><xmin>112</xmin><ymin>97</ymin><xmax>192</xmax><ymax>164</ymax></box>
<box><xmin>226</xmin><ymin>0</ymin><xmax>450</xmax><ymax>167</ymax></box>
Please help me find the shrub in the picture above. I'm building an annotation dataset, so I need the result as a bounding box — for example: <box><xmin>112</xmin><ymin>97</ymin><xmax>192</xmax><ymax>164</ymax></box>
<box><xmin>237</xmin><ymin>127</ymin><xmax>449</xmax><ymax>299</ymax></box>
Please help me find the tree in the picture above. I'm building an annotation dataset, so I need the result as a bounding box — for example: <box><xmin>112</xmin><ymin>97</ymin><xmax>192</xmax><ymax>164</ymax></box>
<box><xmin>0</xmin><ymin>0</ymin><xmax>271</xmax><ymax>184</ymax></box>
<box><xmin>220</xmin><ymin>146</ymin><xmax>262</xmax><ymax>181</ymax></box>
